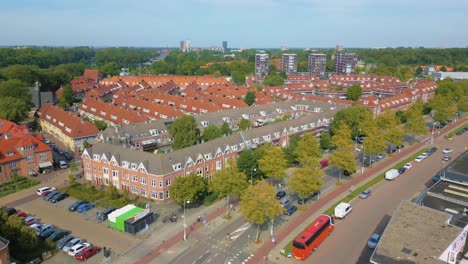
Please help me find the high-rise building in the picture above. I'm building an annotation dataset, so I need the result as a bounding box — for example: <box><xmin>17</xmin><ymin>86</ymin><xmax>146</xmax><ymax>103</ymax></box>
<box><xmin>334</xmin><ymin>53</ymin><xmax>358</xmax><ymax>75</ymax></box>
<box><xmin>255</xmin><ymin>53</ymin><xmax>269</xmax><ymax>77</ymax></box>
<box><xmin>281</xmin><ymin>44</ymin><xmax>288</xmax><ymax>51</ymax></box>
<box><xmin>336</xmin><ymin>44</ymin><xmax>344</xmax><ymax>52</ymax></box>
<box><xmin>308</xmin><ymin>54</ymin><xmax>327</xmax><ymax>79</ymax></box>
<box><xmin>222</xmin><ymin>41</ymin><xmax>228</xmax><ymax>51</ymax></box>
<box><xmin>180</xmin><ymin>40</ymin><xmax>191</xmax><ymax>52</ymax></box>
<box><xmin>281</xmin><ymin>54</ymin><xmax>298</xmax><ymax>75</ymax></box>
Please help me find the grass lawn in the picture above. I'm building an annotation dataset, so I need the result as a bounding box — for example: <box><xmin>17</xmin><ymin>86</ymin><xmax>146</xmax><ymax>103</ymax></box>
<box><xmin>0</xmin><ymin>176</ymin><xmax>40</xmax><ymax>198</ymax></box>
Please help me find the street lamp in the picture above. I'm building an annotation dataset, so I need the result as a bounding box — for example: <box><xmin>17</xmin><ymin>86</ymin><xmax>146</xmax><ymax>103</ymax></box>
<box><xmin>250</xmin><ymin>166</ymin><xmax>257</xmax><ymax>185</ymax></box>
<box><xmin>183</xmin><ymin>198</ymin><xmax>190</xmax><ymax>240</ymax></box>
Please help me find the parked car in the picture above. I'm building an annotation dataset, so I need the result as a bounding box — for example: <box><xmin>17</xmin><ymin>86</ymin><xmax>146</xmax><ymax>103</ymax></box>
<box><xmin>367</xmin><ymin>233</ymin><xmax>381</xmax><ymax>248</ymax></box>
<box><xmin>442</xmin><ymin>148</ymin><xmax>453</xmax><ymax>154</ymax></box>
<box><xmin>320</xmin><ymin>159</ymin><xmax>329</xmax><ymax>169</ymax></box>
<box><xmin>29</xmin><ymin>223</ymin><xmax>47</xmax><ymax>235</ymax></box>
<box><xmin>44</xmin><ymin>190</ymin><xmax>59</xmax><ymax>201</ymax></box>
<box><xmin>77</xmin><ymin>203</ymin><xmax>94</xmax><ymax>213</ymax></box>
<box><xmin>15</xmin><ymin>211</ymin><xmax>27</xmax><ymax>218</ymax></box>
<box><xmin>403</xmin><ymin>163</ymin><xmax>412</xmax><ymax>170</ymax></box>
<box><xmin>297</xmin><ymin>191</ymin><xmax>320</xmax><ymax>204</ymax></box>
<box><xmin>50</xmin><ymin>192</ymin><xmax>68</xmax><ymax>203</ymax></box>
<box><xmin>75</xmin><ymin>245</ymin><xmax>101</xmax><ymax>261</ymax></box>
<box><xmin>276</xmin><ymin>190</ymin><xmax>286</xmax><ymax>200</ymax></box>
<box><xmin>39</xmin><ymin>227</ymin><xmax>58</xmax><ymax>239</ymax></box>
<box><xmin>69</xmin><ymin>200</ymin><xmax>88</xmax><ymax>212</ymax></box>
<box><xmin>46</xmin><ymin>229</ymin><xmax>70</xmax><ymax>242</ymax></box>
<box><xmin>279</xmin><ymin>198</ymin><xmax>291</xmax><ymax>208</ymax></box>
<box><xmin>344</xmin><ymin>170</ymin><xmax>355</xmax><ymax>176</ymax></box>
<box><xmin>24</xmin><ymin>216</ymin><xmax>39</xmax><ymax>226</ymax></box>
<box><xmin>56</xmin><ymin>235</ymin><xmax>76</xmax><ymax>250</ymax></box>
<box><xmin>414</xmin><ymin>156</ymin><xmax>424</xmax><ymax>163</ymax></box>
<box><xmin>3</xmin><ymin>207</ymin><xmax>17</xmax><ymax>216</ymax></box>
<box><xmin>62</xmin><ymin>238</ymin><xmax>82</xmax><ymax>252</ymax></box>
<box><xmin>377</xmin><ymin>153</ymin><xmax>386</xmax><ymax>159</ymax></box>
<box><xmin>359</xmin><ymin>189</ymin><xmax>372</xmax><ymax>199</ymax></box>
<box><xmin>398</xmin><ymin>167</ymin><xmax>406</xmax><ymax>174</ymax></box>
<box><xmin>443</xmin><ymin>156</ymin><xmax>451</xmax><ymax>161</ymax></box>
<box><xmin>58</xmin><ymin>160</ymin><xmax>69</xmax><ymax>169</ymax></box>
<box><xmin>432</xmin><ymin>175</ymin><xmax>442</xmax><ymax>182</ymax></box>
<box><xmin>420</xmin><ymin>152</ymin><xmax>429</xmax><ymax>159</ymax></box>
<box><xmin>37</xmin><ymin>186</ymin><xmax>56</xmax><ymax>196</ymax></box>
<box><xmin>429</xmin><ymin>146</ymin><xmax>438</xmax><ymax>152</ymax></box>
<box><xmin>283</xmin><ymin>205</ymin><xmax>298</xmax><ymax>216</ymax></box>
<box><xmin>68</xmin><ymin>242</ymin><xmax>91</xmax><ymax>256</ymax></box>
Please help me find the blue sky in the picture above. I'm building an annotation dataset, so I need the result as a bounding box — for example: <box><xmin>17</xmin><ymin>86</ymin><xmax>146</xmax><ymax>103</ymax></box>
<box><xmin>1</xmin><ymin>0</ymin><xmax>467</xmax><ymax>48</ymax></box>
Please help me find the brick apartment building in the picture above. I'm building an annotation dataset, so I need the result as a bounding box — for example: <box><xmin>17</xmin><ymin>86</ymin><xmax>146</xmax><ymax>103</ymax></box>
<box><xmin>0</xmin><ymin>120</ymin><xmax>53</xmax><ymax>183</ymax></box>
<box><xmin>82</xmin><ymin>107</ymin><xmax>339</xmax><ymax>202</ymax></box>
<box><xmin>36</xmin><ymin>103</ymin><xmax>99</xmax><ymax>153</ymax></box>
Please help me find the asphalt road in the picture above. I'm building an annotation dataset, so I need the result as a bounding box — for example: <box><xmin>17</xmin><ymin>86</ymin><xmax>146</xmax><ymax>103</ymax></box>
<box><xmin>303</xmin><ymin>133</ymin><xmax>468</xmax><ymax>264</ymax></box>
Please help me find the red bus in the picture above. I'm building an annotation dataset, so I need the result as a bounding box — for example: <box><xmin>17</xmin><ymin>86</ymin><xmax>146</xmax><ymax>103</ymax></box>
<box><xmin>292</xmin><ymin>214</ymin><xmax>335</xmax><ymax>260</ymax></box>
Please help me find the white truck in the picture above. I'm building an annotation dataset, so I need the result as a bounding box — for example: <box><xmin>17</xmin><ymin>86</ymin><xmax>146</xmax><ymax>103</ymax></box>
<box><xmin>385</xmin><ymin>169</ymin><xmax>400</xmax><ymax>180</ymax></box>
<box><xmin>334</xmin><ymin>202</ymin><xmax>352</xmax><ymax>219</ymax></box>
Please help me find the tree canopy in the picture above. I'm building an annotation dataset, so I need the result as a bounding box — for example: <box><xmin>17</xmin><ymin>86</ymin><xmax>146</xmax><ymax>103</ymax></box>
<box><xmin>168</xmin><ymin>115</ymin><xmax>199</xmax><ymax>150</ymax></box>
<box><xmin>258</xmin><ymin>144</ymin><xmax>288</xmax><ymax>182</ymax></box>
<box><xmin>330</xmin><ymin>105</ymin><xmax>373</xmax><ymax>138</ymax></box>
<box><xmin>169</xmin><ymin>174</ymin><xmax>207</xmax><ymax>206</ymax></box>
<box><xmin>202</xmin><ymin>124</ymin><xmax>222</xmax><ymax>142</ymax></box>
<box><xmin>244</xmin><ymin>91</ymin><xmax>256</xmax><ymax>106</ymax></box>
<box><xmin>346</xmin><ymin>84</ymin><xmax>363</xmax><ymax>101</ymax></box>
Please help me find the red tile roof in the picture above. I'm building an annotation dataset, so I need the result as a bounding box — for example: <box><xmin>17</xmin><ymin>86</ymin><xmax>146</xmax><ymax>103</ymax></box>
<box><xmin>37</xmin><ymin>103</ymin><xmax>99</xmax><ymax>139</ymax></box>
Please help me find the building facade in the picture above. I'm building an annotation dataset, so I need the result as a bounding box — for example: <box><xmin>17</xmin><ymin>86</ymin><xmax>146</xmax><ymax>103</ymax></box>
<box><xmin>180</xmin><ymin>40</ymin><xmax>191</xmax><ymax>52</ymax></box>
<box><xmin>222</xmin><ymin>41</ymin><xmax>227</xmax><ymax>51</ymax></box>
<box><xmin>0</xmin><ymin>120</ymin><xmax>53</xmax><ymax>182</ymax></box>
<box><xmin>334</xmin><ymin>53</ymin><xmax>358</xmax><ymax>75</ymax></box>
<box><xmin>281</xmin><ymin>54</ymin><xmax>298</xmax><ymax>75</ymax></box>
<box><xmin>37</xmin><ymin>103</ymin><xmax>99</xmax><ymax>152</ymax></box>
<box><xmin>308</xmin><ymin>54</ymin><xmax>327</xmax><ymax>79</ymax></box>
<box><xmin>255</xmin><ymin>53</ymin><xmax>269</xmax><ymax>77</ymax></box>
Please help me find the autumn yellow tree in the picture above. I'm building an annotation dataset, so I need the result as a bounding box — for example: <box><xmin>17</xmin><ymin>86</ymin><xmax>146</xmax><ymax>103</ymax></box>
<box><xmin>258</xmin><ymin>144</ymin><xmax>288</xmax><ymax>182</ymax></box>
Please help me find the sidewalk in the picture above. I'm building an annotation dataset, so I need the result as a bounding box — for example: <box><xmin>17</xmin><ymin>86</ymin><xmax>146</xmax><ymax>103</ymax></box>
<box><xmin>258</xmin><ymin>117</ymin><xmax>467</xmax><ymax>264</ymax></box>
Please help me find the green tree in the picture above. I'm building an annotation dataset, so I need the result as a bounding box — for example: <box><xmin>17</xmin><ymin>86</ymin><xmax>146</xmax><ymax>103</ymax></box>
<box><xmin>283</xmin><ymin>135</ymin><xmax>300</xmax><ymax>166</ymax></box>
<box><xmin>0</xmin><ymin>97</ymin><xmax>30</xmax><ymax>122</ymax></box>
<box><xmin>57</xmin><ymin>96</ymin><xmax>68</xmax><ymax>108</ymax></box>
<box><xmin>93</xmin><ymin>119</ymin><xmax>108</xmax><ymax>131</ymax></box>
<box><xmin>289</xmin><ymin>166</ymin><xmax>323</xmax><ymax>203</ymax></box>
<box><xmin>202</xmin><ymin>124</ymin><xmax>222</xmax><ymax>142</ymax></box>
<box><xmin>169</xmin><ymin>174</ymin><xmax>207</xmax><ymax>206</ymax></box>
<box><xmin>362</xmin><ymin>118</ymin><xmax>387</xmax><ymax>159</ymax></box>
<box><xmin>405</xmin><ymin>102</ymin><xmax>428</xmax><ymax>137</ymax></box>
<box><xmin>258</xmin><ymin>145</ymin><xmax>288</xmax><ymax>182</ymax></box>
<box><xmin>236</xmin><ymin>148</ymin><xmax>260</xmax><ymax>182</ymax></box>
<box><xmin>263</xmin><ymin>75</ymin><xmax>284</xmax><ymax>86</ymax></box>
<box><xmin>210</xmin><ymin>160</ymin><xmax>248</xmax><ymax>217</ymax></box>
<box><xmin>319</xmin><ymin>132</ymin><xmax>332</xmax><ymax>150</ymax></box>
<box><xmin>231</xmin><ymin>70</ymin><xmax>246</xmax><ymax>85</ymax></box>
<box><xmin>238</xmin><ymin>118</ymin><xmax>252</xmax><ymax>131</ymax></box>
<box><xmin>61</xmin><ymin>84</ymin><xmax>75</xmax><ymax>106</ymax></box>
<box><xmin>330</xmin><ymin>105</ymin><xmax>373</xmax><ymax>138</ymax></box>
<box><xmin>346</xmin><ymin>84</ymin><xmax>363</xmax><ymax>101</ymax></box>
<box><xmin>220</xmin><ymin>122</ymin><xmax>232</xmax><ymax>136</ymax></box>
<box><xmin>105</xmin><ymin>184</ymin><xmax>120</xmax><ymax>200</ymax></box>
<box><xmin>99</xmin><ymin>62</ymin><xmax>120</xmax><ymax>77</ymax></box>
<box><xmin>294</xmin><ymin>132</ymin><xmax>322</xmax><ymax>167</ymax></box>
<box><xmin>329</xmin><ymin>123</ymin><xmax>356</xmax><ymax>181</ymax></box>
<box><xmin>168</xmin><ymin>115</ymin><xmax>199</xmax><ymax>150</ymax></box>
<box><xmin>239</xmin><ymin>182</ymin><xmax>283</xmax><ymax>241</ymax></box>
<box><xmin>429</xmin><ymin>94</ymin><xmax>456</xmax><ymax>122</ymax></box>
<box><xmin>377</xmin><ymin>110</ymin><xmax>404</xmax><ymax>151</ymax></box>
<box><xmin>0</xmin><ymin>79</ymin><xmax>31</xmax><ymax>102</ymax></box>
<box><xmin>244</xmin><ymin>91</ymin><xmax>256</xmax><ymax>106</ymax></box>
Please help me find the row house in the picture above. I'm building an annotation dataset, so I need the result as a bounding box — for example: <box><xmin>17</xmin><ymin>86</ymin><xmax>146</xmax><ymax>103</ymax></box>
<box><xmin>0</xmin><ymin>120</ymin><xmax>53</xmax><ymax>182</ymax></box>
<box><xmin>82</xmin><ymin>107</ymin><xmax>339</xmax><ymax>202</ymax></box>
<box><xmin>96</xmin><ymin>100</ymin><xmax>337</xmax><ymax>153</ymax></box>
<box><xmin>116</xmin><ymin>97</ymin><xmax>185</xmax><ymax>120</ymax></box>
<box><xmin>100</xmin><ymin>75</ymin><xmax>229</xmax><ymax>89</ymax></box>
<box><xmin>37</xmin><ymin>103</ymin><xmax>99</xmax><ymax>152</ymax></box>
<box><xmin>79</xmin><ymin>98</ymin><xmax>149</xmax><ymax>127</ymax></box>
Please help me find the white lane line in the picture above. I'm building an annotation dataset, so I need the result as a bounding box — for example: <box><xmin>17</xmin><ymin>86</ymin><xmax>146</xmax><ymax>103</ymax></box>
<box><xmin>229</xmin><ymin>222</ymin><xmax>251</xmax><ymax>240</ymax></box>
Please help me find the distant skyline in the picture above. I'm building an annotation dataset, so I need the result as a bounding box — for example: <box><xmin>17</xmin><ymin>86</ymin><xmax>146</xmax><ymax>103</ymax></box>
<box><xmin>1</xmin><ymin>0</ymin><xmax>467</xmax><ymax>48</ymax></box>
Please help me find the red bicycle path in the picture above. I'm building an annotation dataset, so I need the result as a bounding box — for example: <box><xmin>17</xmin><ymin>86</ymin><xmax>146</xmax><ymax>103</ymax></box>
<box><xmin>134</xmin><ymin>117</ymin><xmax>466</xmax><ymax>264</ymax></box>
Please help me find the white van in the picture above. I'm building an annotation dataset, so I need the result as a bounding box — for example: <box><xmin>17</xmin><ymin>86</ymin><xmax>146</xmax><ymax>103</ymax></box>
<box><xmin>385</xmin><ymin>169</ymin><xmax>400</xmax><ymax>180</ymax></box>
<box><xmin>334</xmin><ymin>202</ymin><xmax>352</xmax><ymax>219</ymax></box>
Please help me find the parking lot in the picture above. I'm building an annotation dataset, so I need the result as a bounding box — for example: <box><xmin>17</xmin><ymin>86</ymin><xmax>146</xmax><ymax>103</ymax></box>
<box><xmin>18</xmin><ymin>196</ymin><xmax>143</xmax><ymax>258</ymax></box>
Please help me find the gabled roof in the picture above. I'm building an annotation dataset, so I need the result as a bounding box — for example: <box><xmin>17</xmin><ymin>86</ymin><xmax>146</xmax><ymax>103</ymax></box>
<box><xmin>37</xmin><ymin>103</ymin><xmax>99</xmax><ymax>139</ymax></box>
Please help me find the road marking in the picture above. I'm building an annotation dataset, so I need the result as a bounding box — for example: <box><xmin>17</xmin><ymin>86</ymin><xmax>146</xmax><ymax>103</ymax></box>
<box><xmin>229</xmin><ymin>222</ymin><xmax>251</xmax><ymax>240</ymax></box>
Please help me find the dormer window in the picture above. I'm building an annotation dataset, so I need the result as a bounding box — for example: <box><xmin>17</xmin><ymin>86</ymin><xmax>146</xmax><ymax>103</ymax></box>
<box><xmin>150</xmin><ymin>129</ymin><xmax>158</xmax><ymax>136</ymax></box>
<box><xmin>93</xmin><ymin>154</ymin><xmax>100</xmax><ymax>161</ymax></box>
<box><xmin>131</xmin><ymin>163</ymin><xmax>137</xmax><ymax>170</ymax></box>
<box><xmin>172</xmin><ymin>163</ymin><xmax>182</xmax><ymax>171</ymax></box>
<box><xmin>6</xmin><ymin>151</ymin><xmax>14</xmax><ymax>156</ymax></box>
<box><xmin>201</xmin><ymin>121</ymin><xmax>209</xmax><ymax>127</ymax></box>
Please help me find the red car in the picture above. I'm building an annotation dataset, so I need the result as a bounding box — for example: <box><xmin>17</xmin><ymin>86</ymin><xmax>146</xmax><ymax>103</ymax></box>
<box><xmin>320</xmin><ymin>159</ymin><xmax>329</xmax><ymax>169</ymax></box>
<box><xmin>16</xmin><ymin>211</ymin><xmax>27</xmax><ymax>218</ymax></box>
<box><xmin>75</xmin><ymin>245</ymin><xmax>101</xmax><ymax>261</ymax></box>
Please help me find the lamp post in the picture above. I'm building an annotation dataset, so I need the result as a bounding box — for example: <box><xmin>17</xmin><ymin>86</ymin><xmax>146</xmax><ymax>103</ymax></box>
<box><xmin>183</xmin><ymin>198</ymin><xmax>190</xmax><ymax>240</ymax></box>
<box><xmin>250</xmin><ymin>166</ymin><xmax>257</xmax><ymax>185</ymax></box>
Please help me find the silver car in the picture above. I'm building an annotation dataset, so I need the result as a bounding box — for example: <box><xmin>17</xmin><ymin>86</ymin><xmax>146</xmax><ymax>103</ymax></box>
<box><xmin>368</xmin><ymin>233</ymin><xmax>380</xmax><ymax>248</ymax></box>
<box><xmin>359</xmin><ymin>189</ymin><xmax>372</xmax><ymax>199</ymax></box>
